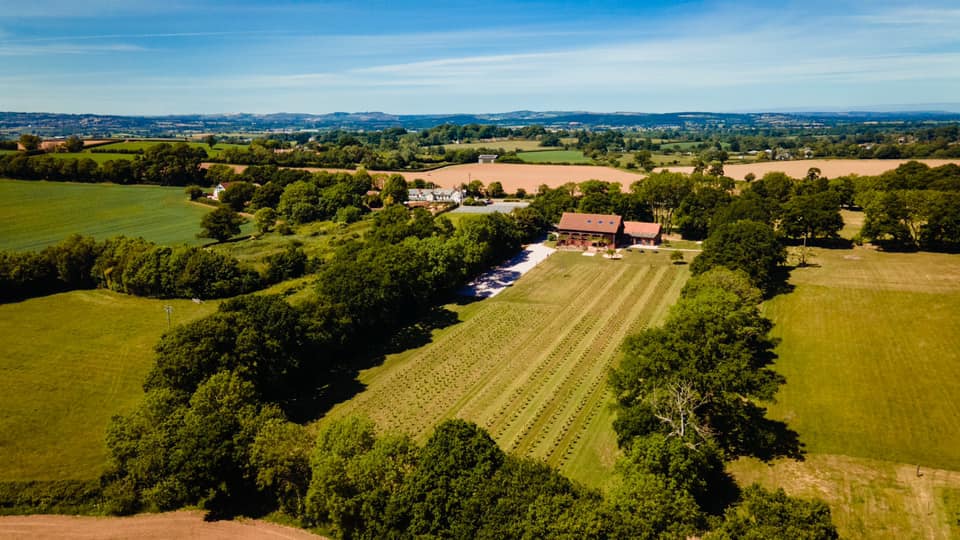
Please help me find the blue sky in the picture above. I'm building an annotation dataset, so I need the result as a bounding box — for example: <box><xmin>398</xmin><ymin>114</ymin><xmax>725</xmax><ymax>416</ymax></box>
<box><xmin>1</xmin><ymin>0</ymin><xmax>959</xmax><ymax>115</ymax></box>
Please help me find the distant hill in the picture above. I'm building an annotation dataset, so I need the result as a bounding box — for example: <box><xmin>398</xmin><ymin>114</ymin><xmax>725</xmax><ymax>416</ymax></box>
<box><xmin>2</xmin><ymin>109</ymin><xmax>959</xmax><ymax>137</ymax></box>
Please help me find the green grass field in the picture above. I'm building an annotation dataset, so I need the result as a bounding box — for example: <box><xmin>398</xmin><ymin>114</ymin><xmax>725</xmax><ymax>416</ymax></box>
<box><xmin>32</xmin><ymin>152</ymin><xmax>136</xmax><ymax>163</ymax></box>
<box><xmin>728</xmin><ymin>246</ymin><xmax>960</xmax><ymax>538</ymax></box>
<box><xmin>94</xmin><ymin>141</ymin><xmax>247</xmax><ymax>158</ymax></box>
<box><xmin>441</xmin><ymin>140</ymin><xmax>558</xmax><ymax>152</ymax></box>
<box><xmin>0</xmin><ymin>290</ymin><xmax>218</xmax><ymax>480</ymax></box>
<box><xmin>515</xmin><ymin>150</ymin><xmax>593</xmax><ymax>164</ymax></box>
<box><xmin>323</xmin><ymin>250</ymin><xmax>690</xmax><ymax>487</ymax></box>
<box><xmin>0</xmin><ymin>179</ymin><xmax>245</xmax><ymax>251</ymax></box>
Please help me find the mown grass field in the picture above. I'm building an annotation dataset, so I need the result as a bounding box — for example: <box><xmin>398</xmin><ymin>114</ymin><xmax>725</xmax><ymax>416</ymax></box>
<box><xmin>0</xmin><ymin>291</ymin><xmax>218</xmax><ymax>480</ymax></box>
<box><xmin>729</xmin><ymin>246</ymin><xmax>960</xmax><ymax>539</ymax></box>
<box><xmin>515</xmin><ymin>149</ymin><xmax>593</xmax><ymax>164</ymax></box>
<box><xmin>324</xmin><ymin>249</ymin><xmax>690</xmax><ymax>487</ymax></box>
<box><xmin>0</xmin><ymin>179</ymin><xmax>246</xmax><ymax>251</ymax></box>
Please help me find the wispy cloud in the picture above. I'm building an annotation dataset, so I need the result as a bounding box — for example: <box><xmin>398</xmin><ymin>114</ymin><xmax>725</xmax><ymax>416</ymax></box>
<box><xmin>0</xmin><ymin>43</ymin><xmax>145</xmax><ymax>56</ymax></box>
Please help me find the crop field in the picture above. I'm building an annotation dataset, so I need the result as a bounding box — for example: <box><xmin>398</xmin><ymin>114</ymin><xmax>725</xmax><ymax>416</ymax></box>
<box><xmin>659</xmin><ymin>158</ymin><xmax>960</xmax><ymax>179</ymax></box>
<box><xmin>324</xmin><ymin>249</ymin><xmax>690</xmax><ymax>486</ymax></box>
<box><xmin>0</xmin><ymin>290</ymin><xmax>218</xmax><ymax>480</ymax></box>
<box><xmin>729</xmin><ymin>246</ymin><xmax>960</xmax><ymax>538</ymax></box>
<box><xmin>515</xmin><ymin>150</ymin><xmax>593</xmax><ymax>164</ymax></box>
<box><xmin>0</xmin><ymin>179</ymin><xmax>245</xmax><ymax>251</ymax></box>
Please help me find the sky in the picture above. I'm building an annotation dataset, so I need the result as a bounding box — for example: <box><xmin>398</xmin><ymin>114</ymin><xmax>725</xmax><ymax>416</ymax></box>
<box><xmin>1</xmin><ymin>0</ymin><xmax>959</xmax><ymax>115</ymax></box>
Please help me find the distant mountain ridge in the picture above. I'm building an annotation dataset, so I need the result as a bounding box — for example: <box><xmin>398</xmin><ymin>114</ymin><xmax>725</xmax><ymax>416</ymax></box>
<box><xmin>2</xmin><ymin>109</ymin><xmax>960</xmax><ymax>137</ymax></box>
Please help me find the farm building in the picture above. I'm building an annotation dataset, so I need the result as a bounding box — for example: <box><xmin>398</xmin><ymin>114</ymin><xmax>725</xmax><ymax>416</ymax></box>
<box><xmin>211</xmin><ymin>182</ymin><xmax>232</xmax><ymax>201</ymax></box>
<box><xmin>408</xmin><ymin>188</ymin><xmax>466</xmax><ymax>204</ymax></box>
<box><xmin>478</xmin><ymin>154</ymin><xmax>498</xmax><ymax>164</ymax></box>
<box><xmin>623</xmin><ymin>221</ymin><xmax>662</xmax><ymax>246</ymax></box>
<box><xmin>556</xmin><ymin>212</ymin><xmax>623</xmax><ymax>249</ymax></box>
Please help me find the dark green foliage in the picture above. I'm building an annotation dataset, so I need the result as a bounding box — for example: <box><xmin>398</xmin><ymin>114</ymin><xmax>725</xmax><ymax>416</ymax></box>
<box><xmin>264</xmin><ymin>244</ymin><xmax>308</xmax><ymax>283</ymax></box>
<box><xmin>676</xmin><ymin>185</ymin><xmax>732</xmax><ymax>240</ymax></box>
<box><xmin>381</xmin><ymin>173</ymin><xmax>408</xmax><ymax>204</ymax></box>
<box><xmin>220</xmin><ymin>181</ymin><xmax>257</xmax><ymax>212</ymax></box>
<box><xmin>144</xmin><ymin>294</ymin><xmax>314</xmax><ymax>400</ymax></box>
<box><xmin>250</xmin><ymin>419</ymin><xmax>313</xmax><ymax>517</ymax></box>
<box><xmin>708</xmin><ymin>485</ymin><xmax>839</xmax><ymax>540</ymax></box>
<box><xmin>199</xmin><ymin>206</ymin><xmax>245</xmax><ymax>242</ymax></box>
<box><xmin>610</xmin><ymin>267</ymin><xmax>786</xmax><ymax>458</ymax></box>
<box><xmin>781</xmin><ymin>191</ymin><xmax>844</xmax><ymax>240</ymax></box>
<box><xmin>388</xmin><ymin>420</ymin><xmax>505</xmax><ymax>537</ymax></box>
<box><xmin>106</xmin><ymin>372</ymin><xmax>282</xmax><ymax>514</ymax></box>
<box><xmin>0</xmin><ymin>480</ymin><xmax>103</xmax><ymax>515</ymax></box>
<box><xmin>185</xmin><ymin>185</ymin><xmax>204</xmax><ymax>200</ymax></box>
<box><xmin>690</xmin><ymin>220</ymin><xmax>786</xmax><ymax>291</ymax></box>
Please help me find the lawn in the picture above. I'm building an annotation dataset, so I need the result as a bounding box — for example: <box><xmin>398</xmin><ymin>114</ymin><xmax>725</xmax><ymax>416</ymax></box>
<box><xmin>728</xmin><ymin>246</ymin><xmax>960</xmax><ymax>538</ymax></box>
<box><xmin>0</xmin><ymin>179</ymin><xmax>246</xmax><ymax>251</ymax></box>
<box><xmin>323</xmin><ymin>249</ymin><xmax>690</xmax><ymax>488</ymax></box>
<box><xmin>515</xmin><ymin>150</ymin><xmax>593</xmax><ymax>164</ymax></box>
<box><xmin>0</xmin><ymin>290</ymin><xmax>218</xmax><ymax>480</ymax></box>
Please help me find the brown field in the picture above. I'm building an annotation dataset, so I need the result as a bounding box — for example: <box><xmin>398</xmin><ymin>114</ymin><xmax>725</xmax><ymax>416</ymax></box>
<box><xmin>657</xmin><ymin>159</ymin><xmax>960</xmax><ymax>179</ymax></box>
<box><xmin>206</xmin><ymin>163</ymin><xmax>644</xmax><ymax>192</ymax></box>
<box><xmin>0</xmin><ymin>511</ymin><xmax>325</xmax><ymax>539</ymax></box>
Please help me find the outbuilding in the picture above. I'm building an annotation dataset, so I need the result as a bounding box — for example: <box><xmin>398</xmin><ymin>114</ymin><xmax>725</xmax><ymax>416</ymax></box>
<box><xmin>478</xmin><ymin>154</ymin><xmax>498</xmax><ymax>164</ymax></box>
<box><xmin>623</xmin><ymin>221</ymin><xmax>662</xmax><ymax>246</ymax></box>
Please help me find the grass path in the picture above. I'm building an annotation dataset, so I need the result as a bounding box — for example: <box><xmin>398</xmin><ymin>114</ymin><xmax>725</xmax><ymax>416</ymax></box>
<box><xmin>323</xmin><ymin>250</ymin><xmax>689</xmax><ymax>486</ymax></box>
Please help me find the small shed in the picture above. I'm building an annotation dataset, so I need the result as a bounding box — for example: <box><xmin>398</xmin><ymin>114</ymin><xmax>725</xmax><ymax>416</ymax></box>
<box><xmin>478</xmin><ymin>154</ymin><xmax>498</xmax><ymax>164</ymax></box>
<box><xmin>623</xmin><ymin>221</ymin><xmax>662</xmax><ymax>246</ymax></box>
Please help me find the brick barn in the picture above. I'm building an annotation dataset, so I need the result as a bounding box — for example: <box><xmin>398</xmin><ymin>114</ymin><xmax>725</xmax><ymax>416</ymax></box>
<box><xmin>556</xmin><ymin>212</ymin><xmax>623</xmax><ymax>249</ymax></box>
<box><xmin>623</xmin><ymin>221</ymin><xmax>662</xmax><ymax>246</ymax></box>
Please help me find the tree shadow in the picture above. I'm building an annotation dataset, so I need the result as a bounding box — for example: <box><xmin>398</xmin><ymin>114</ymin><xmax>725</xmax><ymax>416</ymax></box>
<box><xmin>284</xmin><ymin>305</ymin><xmax>463</xmax><ymax>423</ymax></box>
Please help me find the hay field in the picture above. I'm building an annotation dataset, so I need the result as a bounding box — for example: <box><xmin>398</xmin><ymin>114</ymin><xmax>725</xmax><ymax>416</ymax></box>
<box><xmin>0</xmin><ymin>179</ymin><xmax>233</xmax><ymax>251</ymax></box>
<box><xmin>0</xmin><ymin>290</ymin><xmax>217</xmax><ymax>480</ymax></box>
<box><xmin>323</xmin><ymin>250</ymin><xmax>690</xmax><ymax>487</ymax></box>
<box><xmin>211</xmin><ymin>163</ymin><xmax>645</xmax><ymax>192</ymax></box>
<box><xmin>658</xmin><ymin>159</ymin><xmax>960</xmax><ymax>179</ymax></box>
<box><xmin>728</xmin><ymin>246</ymin><xmax>960</xmax><ymax>538</ymax></box>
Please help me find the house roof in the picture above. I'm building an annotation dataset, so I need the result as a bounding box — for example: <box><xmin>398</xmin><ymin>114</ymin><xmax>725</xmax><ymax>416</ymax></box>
<box><xmin>557</xmin><ymin>212</ymin><xmax>623</xmax><ymax>234</ymax></box>
<box><xmin>623</xmin><ymin>221</ymin><xmax>662</xmax><ymax>238</ymax></box>
<box><xmin>478</xmin><ymin>154</ymin><xmax>498</xmax><ymax>159</ymax></box>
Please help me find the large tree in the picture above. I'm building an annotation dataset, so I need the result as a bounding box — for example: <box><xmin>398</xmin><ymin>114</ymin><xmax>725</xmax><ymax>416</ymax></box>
<box><xmin>199</xmin><ymin>206</ymin><xmax>245</xmax><ymax>242</ymax></box>
<box><xmin>690</xmin><ymin>220</ymin><xmax>786</xmax><ymax>291</ymax></box>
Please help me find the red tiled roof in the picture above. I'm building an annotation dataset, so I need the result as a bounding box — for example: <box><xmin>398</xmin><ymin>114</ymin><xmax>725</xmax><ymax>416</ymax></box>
<box><xmin>557</xmin><ymin>212</ymin><xmax>623</xmax><ymax>234</ymax></box>
<box><xmin>623</xmin><ymin>221</ymin><xmax>661</xmax><ymax>238</ymax></box>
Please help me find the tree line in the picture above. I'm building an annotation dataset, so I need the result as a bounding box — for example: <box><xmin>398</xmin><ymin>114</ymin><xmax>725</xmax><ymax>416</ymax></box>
<box><xmin>0</xmin><ymin>234</ymin><xmax>261</xmax><ymax>303</ymax></box>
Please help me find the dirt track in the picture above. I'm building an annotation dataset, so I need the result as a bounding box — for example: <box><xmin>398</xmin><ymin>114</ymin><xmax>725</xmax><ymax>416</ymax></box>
<box><xmin>657</xmin><ymin>158</ymin><xmax>960</xmax><ymax>179</ymax></box>
<box><xmin>0</xmin><ymin>511</ymin><xmax>325</xmax><ymax>540</ymax></box>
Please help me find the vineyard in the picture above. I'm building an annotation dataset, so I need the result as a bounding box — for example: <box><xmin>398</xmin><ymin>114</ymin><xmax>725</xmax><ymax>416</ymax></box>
<box><xmin>324</xmin><ymin>250</ymin><xmax>690</xmax><ymax>485</ymax></box>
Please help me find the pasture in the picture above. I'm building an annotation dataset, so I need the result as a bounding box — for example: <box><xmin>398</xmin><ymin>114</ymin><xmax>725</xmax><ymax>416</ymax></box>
<box><xmin>0</xmin><ymin>179</ymin><xmax>237</xmax><ymax>251</ymax></box>
<box><xmin>729</xmin><ymin>246</ymin><xmax>960</xmax><ymax>538</ymax></box>
<box><xmin>32</xmin><ymin>152</ymin><xmax>136</xmax><ymax>163</ymax></box>
<box><xmin>0</xmin><ymin>290</ymin><xmax>217</xmax><ymax>480</ymax></box>
<box><xmin>515</xmin><ymin>150</ymin><xmax>593</xmax><ymax>164</ymax></box>
<box><xmin>323</xmin><ymin>249</ymin><xmax>690</xmax><ymax>487</ymax></box>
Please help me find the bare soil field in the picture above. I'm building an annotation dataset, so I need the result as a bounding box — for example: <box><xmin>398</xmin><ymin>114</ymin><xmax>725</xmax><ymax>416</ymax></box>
<box><xmin>0</xmin><ymin>511</ymin><xmax>324</xmax><ymax>539</ymax></box>
<box><xmin>657</xmin><ymin>159</ymin><xmax>960</xmax><ymax>179</ymax></box>
<box><xmin>205</xmin><ymin>163</ymin><xmax>643</xmax><ymax>192</ymax></box>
